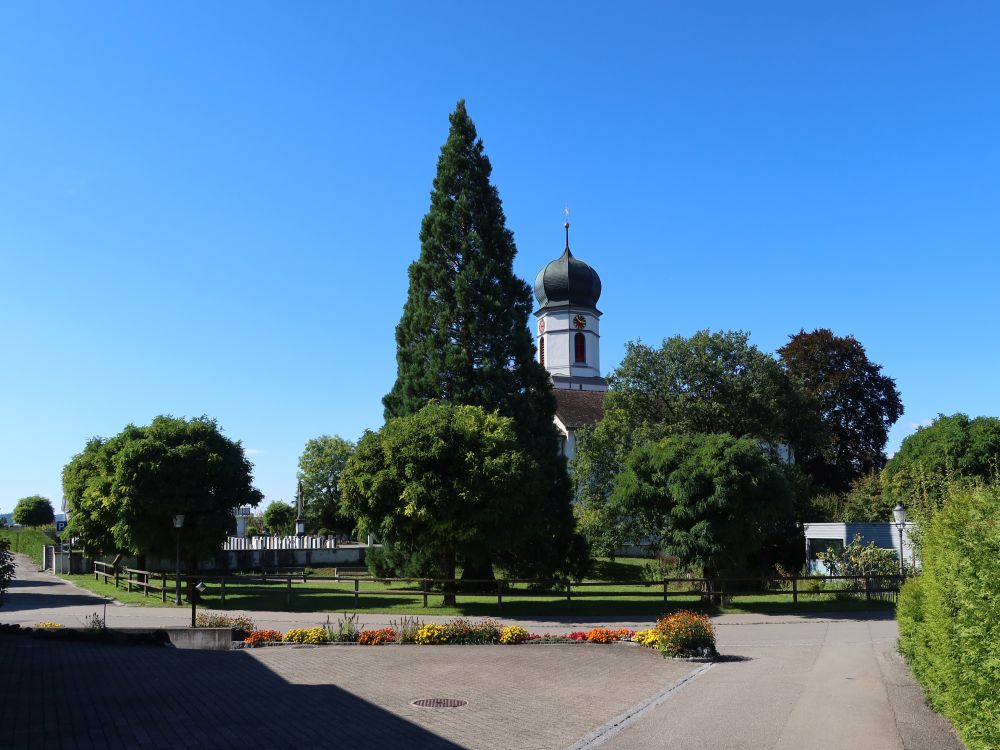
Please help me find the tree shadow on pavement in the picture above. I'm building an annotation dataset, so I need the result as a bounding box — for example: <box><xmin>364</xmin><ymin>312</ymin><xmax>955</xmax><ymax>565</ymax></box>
<box><xmin>0</xmin><ymin>636</ymin><xmax>465</xmax><ymax>749</ymax></box>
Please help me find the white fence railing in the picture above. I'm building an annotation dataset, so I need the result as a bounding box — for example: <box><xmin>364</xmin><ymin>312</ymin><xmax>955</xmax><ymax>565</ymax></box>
<box><xmin>223</xmin><ymin>535</ymin><xmax>340</xmax><ymax>551</ymax></box>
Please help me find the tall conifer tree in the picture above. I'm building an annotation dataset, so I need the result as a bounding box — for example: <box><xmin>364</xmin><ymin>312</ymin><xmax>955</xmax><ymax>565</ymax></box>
<box><xmin>384</xmin><ymin>101</ymin><xmax>585</xmax><ymax>578</ymax></box>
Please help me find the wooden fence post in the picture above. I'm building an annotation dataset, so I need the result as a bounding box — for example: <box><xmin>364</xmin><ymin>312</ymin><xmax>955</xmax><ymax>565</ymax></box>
<box><xmin>792</xmin><ymin>575</ymin><xmax>798</xmax><ymax>606</ymax></box>
<box><xmin>354</xmin><ymin>578</ymin><xmax>359</xmax><ymax>607</ymax></box>
<box><xmin>220</xmin><ymin>577</ymin><xmax>226</xmax><ymax>603</ymax></box>
<box><xmin>497</xmin><ymin>580</ymin><xmax>503</xmax><ymax>609</ymax></box>
<box><xmin>286</xmin><ymin>576</ymin><xmax>292</xmax><ymax>607</ymax></box>
<box><xmin>663</xmin><ymin>579</ymin><xmax>668</xmax><ymax>603</ymax></box>
<box><xmin>566</xmin><ymin>582</ymin><xmax>572</xmax><ymax>602</ymax></box>
<box><xmin>422</xmin><ymin>579</ymin><xmax>429</xmax><ymax>608</ymax></box>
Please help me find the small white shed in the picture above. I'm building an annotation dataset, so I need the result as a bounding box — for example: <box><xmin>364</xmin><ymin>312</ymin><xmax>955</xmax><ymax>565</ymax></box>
<box><xmin>803</xmin><ymin>522</ymin><xmax>917</xmax><ymax>574</ymax></box>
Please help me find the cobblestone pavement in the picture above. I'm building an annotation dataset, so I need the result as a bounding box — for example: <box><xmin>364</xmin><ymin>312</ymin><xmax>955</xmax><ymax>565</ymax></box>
<box><xmin>0</xmin><ymin>631</ymin><xmax>695</xmax><ymax>749</ymax></box>
<box><xmin>0</xmin><ymin>557</ymin><xmax>965</xmax><ymax>749</ymax></box>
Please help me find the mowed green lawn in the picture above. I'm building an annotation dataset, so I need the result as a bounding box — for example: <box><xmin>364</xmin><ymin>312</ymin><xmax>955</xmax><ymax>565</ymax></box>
<box><xmin>61</xmin><ymin>556</ymin><xmax>895</xmax><ymax>617</ymax></box>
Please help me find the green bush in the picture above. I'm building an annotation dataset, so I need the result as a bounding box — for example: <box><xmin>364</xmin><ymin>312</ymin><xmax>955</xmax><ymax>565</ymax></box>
<box><xmin>0</xmin><ymin>538</ymin><xmax>14</xmax><ymax>605</ymax></box>
<box><xmin>194</xmin><ymin>612</ymin><xmax>256</xmax><ymax>640</ymax></box>
<box><xmin>896</xmin><ymin>483</ymin><xmax>1000</xmax><ymax>750</ymax></box>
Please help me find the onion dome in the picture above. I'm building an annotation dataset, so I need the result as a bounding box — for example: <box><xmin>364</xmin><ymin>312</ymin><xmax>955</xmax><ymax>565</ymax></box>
<box><xmin>533</xmin><ymin>222</ymin><xmax>602</xmax><ymax>308</ymax></box>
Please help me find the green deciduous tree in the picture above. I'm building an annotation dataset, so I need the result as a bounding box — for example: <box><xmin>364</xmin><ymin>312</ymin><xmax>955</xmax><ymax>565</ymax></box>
<box><xmin>381</xmin><ymin>100</ymin><xmax>583</xmax><ymax>578</ymax></box>
<box><xmin>12</xmin><ymin>495</ymin><xmax>54</xmax><ymax>526</ymax></box>
<box><xmin>604</xmin><ymin>433</ymin><xmax>798</xmax><ymax>582</ymax></box>
<box><xmin>340</xmin><ymin>402</ymin><xmax>543</xmax><ymax>598</ymax></box>
<box><xmin>883</xmin><ymin>413</ymin><xmax>1000</xmax><ymax>520</ymax></box>
<box><xmin>262</xmin><ymin>501</ymin><xmax>296</xmax><ymax>536</ymax></box>
<box><xmin>296</xmin><ymin>435</ymin><xmax>355</xmax><ymax>535</ymax></box>
<box><xmin>778</xmin><ymin>328</ymin><xmax>903</xmax><ymax>493</ymax></box>
<box><xmin>63</xmin><ymin>416</ymin><xmax>263</xmax><ymax>562</ymax></box>
<box><xmin>575</xmin><ymin>330</ymin><xmax>817</xmax><ymax>553</ymax></box>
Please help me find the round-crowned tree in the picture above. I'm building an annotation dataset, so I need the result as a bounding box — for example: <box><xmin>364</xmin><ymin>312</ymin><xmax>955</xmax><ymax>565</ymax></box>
<box><xmin>12</xmin><ymin>495</ymin><xmax>55</xmax><ymax>526</ymax></box>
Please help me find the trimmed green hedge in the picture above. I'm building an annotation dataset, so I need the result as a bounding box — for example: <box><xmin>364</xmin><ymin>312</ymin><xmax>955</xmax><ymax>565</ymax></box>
<box><xmin>0</xmin><ymin>526</ymin><xmax>57</xmax><ymax>568</ymax></box>
<box><xmin>897</xmin><ymin>484</ymin><xmax>1000</xmax><ymax>750</ymax></box>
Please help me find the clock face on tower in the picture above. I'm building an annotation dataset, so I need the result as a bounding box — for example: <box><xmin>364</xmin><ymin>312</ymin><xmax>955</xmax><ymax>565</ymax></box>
<box><xmin>538</xmin><ymin>319</ymin><xmax>545</xmax><ymax>334</ymax></box>
<box><xmin>573</xmin><ymin>314</ymin><xmax>587</xmax><ymax>329</ymax></box>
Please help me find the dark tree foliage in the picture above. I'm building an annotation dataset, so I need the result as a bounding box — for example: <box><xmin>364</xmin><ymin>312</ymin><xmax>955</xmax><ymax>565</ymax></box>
<box><xmin>340</xmin><ymin>402</ymin><xmax>544</xmax><ymax>594</ymax></box>
<box><xmin>381</xmin><ymin>100</ymin><xmax>583</xmax><ymax>578</ymax></box>
<box><xmin>778</xmin><ymin>328</ymin><xmax>903</xmax><ymax>493</ymax></box>
<box><xmin>607</xmin><ymin>433</ymin><xmax>798</xmax><ymax>579</ymax></box>
<box><xmin>883</xmin><ymin>413</ymin><xmax>1000</xmax><ymax>520</ymax></box>
<box><xmin>575</xmin><ymin>330</ymin><xmax>818</xmax><ymax>554</ymax></box>
<box><xmin>12</xmin><ymin>495</ymin><xmax>55</xmax><ymax>526</ymax></box>
<box><xmin>63</xmin><ymin>416</ymin><xmax>263</xmax><ymax>562</ymax></box>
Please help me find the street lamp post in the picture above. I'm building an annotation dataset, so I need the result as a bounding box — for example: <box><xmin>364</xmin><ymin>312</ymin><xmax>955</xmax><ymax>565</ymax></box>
<box><xmin>173</xmin><ymin>514</ymin><xmax>185</xmax><ymax>605</ymax></box>
<box><xmin>892</xmin><ymin>504</ymin><xmax>907</xmax><ymax>577</ymax></box>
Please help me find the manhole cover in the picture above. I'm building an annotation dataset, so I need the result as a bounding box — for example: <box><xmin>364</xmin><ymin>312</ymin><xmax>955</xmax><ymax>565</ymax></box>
<box><xmin>411</xmin><ymin>698</ymin><xmax>468</xmax><ymax>708</ymax></box>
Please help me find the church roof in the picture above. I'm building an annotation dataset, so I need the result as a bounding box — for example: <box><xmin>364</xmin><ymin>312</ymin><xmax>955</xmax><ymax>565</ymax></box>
<box><xmin>553</xmin><ymin>389</ymin><xmax>607</xmax><ymax>429</ymax></box>
<box><xmin>533</xmin><ymin>224</ymin><xmax>602</xmax><ymax>309</ymax></box>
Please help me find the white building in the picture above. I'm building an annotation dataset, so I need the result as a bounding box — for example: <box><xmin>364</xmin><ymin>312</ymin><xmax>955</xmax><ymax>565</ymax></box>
<box><xmin>534</xmin><ymin>221</ymin><xmax>607</xmax><ymax>461</ymax></box>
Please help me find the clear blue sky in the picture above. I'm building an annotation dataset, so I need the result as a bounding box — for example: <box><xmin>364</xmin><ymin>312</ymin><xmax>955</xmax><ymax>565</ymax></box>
<box><xmin>3</xmin><ymin>2</ymin><xmax>999</xmax><ymax>513</ymax></box>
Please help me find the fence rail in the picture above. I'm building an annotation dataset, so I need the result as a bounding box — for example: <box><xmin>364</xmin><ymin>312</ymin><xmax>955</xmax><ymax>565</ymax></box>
<box><xmin>90</xmin><ymin>562</ymin><xmax>906</xmax><ymax>609</ymax></box>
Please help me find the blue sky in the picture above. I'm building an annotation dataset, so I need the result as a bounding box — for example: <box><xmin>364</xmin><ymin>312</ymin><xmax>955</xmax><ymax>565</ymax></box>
<box><xmin>2</xmin><ymin>2</ymin><xmax>999</xmax><ymax>513</ymax></box>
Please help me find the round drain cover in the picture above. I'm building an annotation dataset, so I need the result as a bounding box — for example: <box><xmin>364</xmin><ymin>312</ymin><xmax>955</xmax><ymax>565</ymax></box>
<box><xmin>411</xmin><ymin>698</ymin><xmax>468</xmax><ymax>708</ymax></box>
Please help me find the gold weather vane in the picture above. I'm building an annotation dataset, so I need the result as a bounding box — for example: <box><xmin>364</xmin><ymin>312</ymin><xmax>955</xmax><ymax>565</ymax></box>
<box><xmin>564</xmin><ymin>206</ymin><xmax>570</xmax><ymax>249</ymax></box>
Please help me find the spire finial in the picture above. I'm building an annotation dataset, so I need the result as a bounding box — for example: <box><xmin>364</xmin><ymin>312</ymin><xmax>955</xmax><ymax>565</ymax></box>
<box><xmin>564</xmin><ymin>206</ymin><xmax>570</xmax><ymax>251</ymax></box>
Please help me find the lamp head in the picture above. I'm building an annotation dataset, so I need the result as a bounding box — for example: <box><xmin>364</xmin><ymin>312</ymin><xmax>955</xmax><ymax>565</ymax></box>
<box><xmin>173</xmin><ymin>514</ymin><xmax>185</xmax><ymax>529</ymax></box>
<box><xmin>892</xmin><ymin>504</ymin><xmax>907</xmax><ymax>526</ymax></box>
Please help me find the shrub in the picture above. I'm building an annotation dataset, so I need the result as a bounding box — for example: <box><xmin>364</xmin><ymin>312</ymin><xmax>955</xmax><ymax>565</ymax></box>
<box><xmin>326</xmin><ymin>613</ymin><xmax>361</xmax><ymax>643</ymax></box>
<box><xmin>283</xmin><ymin>627</ymin><xmax>328</xmax><ymax>644</ymax></box>
<box><xmin>195</xmin><ymin>612</ymin><xmax>256</xmax><ymax>640</ymax></box>
<box><xmin>414</xmin><ymin>623</ymin><xmax>448</xmax><ymax>645</ymax></box>
<box><xmin>0</xmin><ymin>538</ymin><xmax>13</xmax><ymax>605</ymax></box>
<box><xmin>442</xmin><ymin>618</ymin><xmax>501</xmax><ymax>644</ymax></box>
<box><xmin>358</xmin><ymin>627</ymin><xmax>396</xmax><ymax>645</ymax></box>
<box><xmin>817</xmin><ymin>533</ymin><xmax>900</xmax><ymax>577</ymax></box>
<box><xmin>244</xmin><ymin>630</ymin><xmax>283</xmax><ymax>646</ymax></box>
<box><xmin>653</xmin><ymin>611</ymin><xmax>716</xmax><ymax>658</ymax></box>
<box><xmin>498</xmin><ymin>625</ymin><xmax>529</xmax><ymax>644</ymax></box>
<box><xmin>389</xmin><ymin>616</ymin><xmax>423</xmax><ymax>644</ymax></box>
<box><xmin>896</xmin><ymin>483</ymin><xmax>1000</xmax><ymax>750</ymax></box>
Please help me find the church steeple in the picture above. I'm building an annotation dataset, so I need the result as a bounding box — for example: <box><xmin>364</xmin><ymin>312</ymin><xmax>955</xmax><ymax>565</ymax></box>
<box><xmin>533</xmin><ymin>218</ymin><xmax>606</xmax><ymax>392</ymax></box>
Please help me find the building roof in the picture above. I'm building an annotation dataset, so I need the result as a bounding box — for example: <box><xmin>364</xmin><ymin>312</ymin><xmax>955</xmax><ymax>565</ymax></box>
<box><xmin>553</xmin><ymin>389</ymin><xmax>607</xmax><ymax>429</ymax></box>
<box><xmin>533</xmin><ymin>229</ymin><xmax>602</xmax><ymax>309</ymax></box>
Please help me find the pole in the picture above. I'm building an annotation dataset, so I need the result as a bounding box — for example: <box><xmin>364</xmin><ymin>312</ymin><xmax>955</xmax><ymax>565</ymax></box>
<box><xmin>175</xmin><ymin>529</ymin><xmax>182</xmax><ymax>606</ymax></box>
<box><xmin>897</xmin><ymin>524</ymin><xmax>905</xmax><ymax>577</ymax></box>
<box><xmin>190</xmin><ymin>580</ymin><xmax>196</xmax><ymax>627</ymax></box>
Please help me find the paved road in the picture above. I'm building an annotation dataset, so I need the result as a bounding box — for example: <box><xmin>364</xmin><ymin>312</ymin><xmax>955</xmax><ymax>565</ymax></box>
<box><xmin>0</xmin><ymin>556</ymin><xmax>965</xmax><ymax>749</ymax></box>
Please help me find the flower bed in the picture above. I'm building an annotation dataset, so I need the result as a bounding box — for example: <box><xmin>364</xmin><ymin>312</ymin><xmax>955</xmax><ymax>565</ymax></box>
<box><xmin>235</xmin><ymin>615</ymin><xmax>715</xmax><ymax>658</ymax></box>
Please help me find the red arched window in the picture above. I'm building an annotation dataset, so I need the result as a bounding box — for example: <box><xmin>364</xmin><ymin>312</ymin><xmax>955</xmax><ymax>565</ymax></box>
<box><xmin>574</xmin><ymin>332</ymin><xmax>586</xmax><ymax>363</ymax></box>
<box><xmin>539</xmin><ymin>336</ymin><xmax>545</xmax><ymax>366</ymax></box>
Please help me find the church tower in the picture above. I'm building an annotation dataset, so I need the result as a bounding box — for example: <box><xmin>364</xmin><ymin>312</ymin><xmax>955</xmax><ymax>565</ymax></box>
<box><xmin>533</xmin><ymin>220</ymin><xmax>607</xmax><ymax>392</ymax></box>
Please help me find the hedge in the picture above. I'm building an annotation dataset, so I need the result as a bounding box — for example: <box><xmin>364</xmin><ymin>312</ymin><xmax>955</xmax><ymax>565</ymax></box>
<box><xmin>897</xmin><ymin>483</ymin><xmax>1000</xmax><ymax>750</ymax></box>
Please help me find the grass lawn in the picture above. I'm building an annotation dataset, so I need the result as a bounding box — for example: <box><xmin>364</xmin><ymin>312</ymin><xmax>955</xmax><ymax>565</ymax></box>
<box><xmin>0</xmin><ymin>526</ymin><xmax>58</xmax><ymax>567</ymax></box>
<box><xmin>61</xmin><ymin>559</ymin><xmax>895</xmax><ymax>618</ymax></box>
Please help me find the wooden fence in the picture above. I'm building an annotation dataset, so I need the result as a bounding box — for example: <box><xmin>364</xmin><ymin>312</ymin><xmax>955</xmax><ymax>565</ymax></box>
<box><xmin>92</xmin><ymin>562</ymin><xmax>905</xmax><ymax>608</ymax></box>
